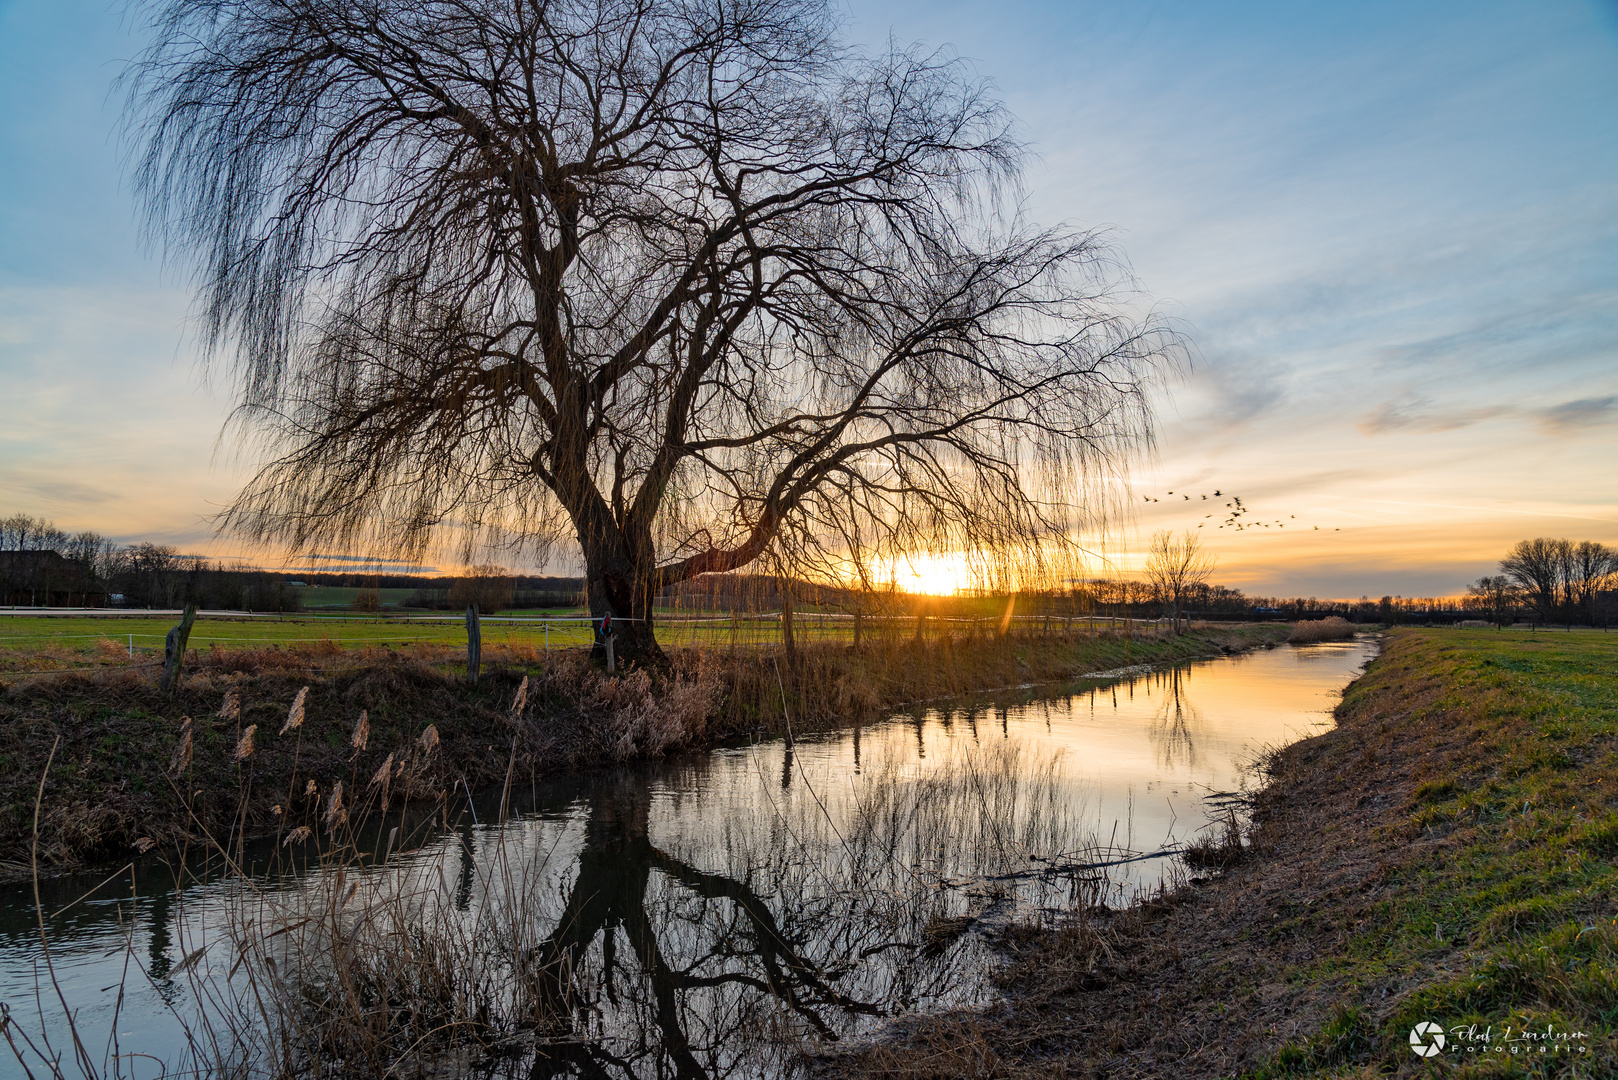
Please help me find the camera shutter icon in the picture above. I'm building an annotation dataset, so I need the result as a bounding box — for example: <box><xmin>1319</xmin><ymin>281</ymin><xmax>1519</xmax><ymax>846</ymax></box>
<box><xmin>1409</xmin><ymin>1022</ymin><xmax>1446</xmax><ymax>1057</ymax></box>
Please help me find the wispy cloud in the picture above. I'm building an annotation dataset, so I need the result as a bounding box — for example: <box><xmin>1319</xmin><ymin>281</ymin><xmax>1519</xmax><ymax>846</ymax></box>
<box><xmin>1357</xmin><ymin>395</ymin><xmax>1515</xmax><ymax>435</ymax></box>
<box><xmin>1537</xmin><ymin>395</ymin><xmax>1617</xmax><ymax>433</ymax></box>
<box><xmin>7</xmin><ymin>476</ymin><xmax>120</xmax><ymax>507</ymax></box>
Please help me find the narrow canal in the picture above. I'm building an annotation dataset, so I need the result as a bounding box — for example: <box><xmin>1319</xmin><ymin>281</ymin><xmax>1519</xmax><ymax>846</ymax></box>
<box><xmin>0</xmin><ymin>638</ymin><xmax>1376</xmax><ymax>1079</ymax></box>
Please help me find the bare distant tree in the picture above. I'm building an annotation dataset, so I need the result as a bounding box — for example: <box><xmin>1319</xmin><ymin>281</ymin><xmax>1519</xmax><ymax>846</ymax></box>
<box><xmin>0</xmin><ymin>514</ymin><xmax>67</xmax><ymax>554</ymax></box>
<box><xmin>1498</xmin><ymin>537</ymin><xmax>1618</xmax><ymax>626</ymax></box>
<box><xmin>1464</xmin><ymin>574</ymin><xmax>1520</xmax><ymax>628</ymax></box>
<box><xmin>1500</xmin><ymin>538</ymin><xmax>1569</xmax><ymax>623</ymax></box>
<box><xmin>1143</xmin><ymin>530</ymin><xmax>1216</xmax><ymax>634</ymax></box>
<box><xmin>127</xmin><ymin>0</ymin><xmax>1178</xmax><ymax>665</ymax></box>
<box><xmin>1568</xmin><ymin>541</ymin><xmax>1618</xmax><ymax>624</ymax></box>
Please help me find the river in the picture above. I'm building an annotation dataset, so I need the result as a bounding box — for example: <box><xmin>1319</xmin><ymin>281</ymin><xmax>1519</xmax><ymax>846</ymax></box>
<box><xmin>0</xmin><ymin>637</ymin><xmax>1375</xmax><ymax>1079</ymax></box>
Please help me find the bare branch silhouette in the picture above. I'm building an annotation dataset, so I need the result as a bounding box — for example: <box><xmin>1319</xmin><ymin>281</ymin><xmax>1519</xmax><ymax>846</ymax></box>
<box><xmin>127</xmin><ymin>0</ymin><xmax>1180</xmax><ymax>663</ymax></box>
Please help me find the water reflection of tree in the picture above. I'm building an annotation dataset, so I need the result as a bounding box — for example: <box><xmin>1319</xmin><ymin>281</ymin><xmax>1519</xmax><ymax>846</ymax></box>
<box><xmin>523</xmin><ymin>777</ymin><xmax>883</xmax><ymax>1079</ymax></box>
<box><xmin>11</xmin><ymin>748</ymin><xmax>1061</xmax><ymax>1078</ymax></box>
<box><xmin>1146</xmin><ymin>668</ymin><xmax>1203</xmax><ymax>770</ymax></box>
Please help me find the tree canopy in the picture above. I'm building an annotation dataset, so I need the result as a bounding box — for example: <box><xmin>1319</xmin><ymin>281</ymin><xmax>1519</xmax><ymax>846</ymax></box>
<box><xmin>128</xmin><ymin>0</ymin><xmax>1179</xmax><ymax>661</ymax></box>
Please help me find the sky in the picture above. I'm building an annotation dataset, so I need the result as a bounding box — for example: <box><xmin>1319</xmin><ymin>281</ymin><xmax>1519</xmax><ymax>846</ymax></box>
<box><xmin>1</xmin><ymin>0</ymin><xmax>1615</xmax><ymax>596</ymax></box>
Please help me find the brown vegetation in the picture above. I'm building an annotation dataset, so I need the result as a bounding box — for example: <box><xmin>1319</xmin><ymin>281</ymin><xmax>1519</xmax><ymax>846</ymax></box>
<box><xmin>0</xmin><ymin>624</ymin><xmax>1287</xmax><ymax>874</ymax></box>
<box><xmin>1286</xmin><ymin>615</ymin><xmax>1357</xmax><ymax>643</ymax></box>
<box><xmin>1179</xmin><ymin>808</ymin><xmax>1249</xmax><ymax>871</ymax></box>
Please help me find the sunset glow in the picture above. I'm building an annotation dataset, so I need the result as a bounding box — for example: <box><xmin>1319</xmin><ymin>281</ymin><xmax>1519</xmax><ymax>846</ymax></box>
<box><xmin>876</xmin><ymin>553</ymin><xmax>982</xmax><ymax>596</ymax></box>
<box><xmin>1</xmin><ymin>0</ymin><xmax>1613</xmax><ymax>597</ymax></box>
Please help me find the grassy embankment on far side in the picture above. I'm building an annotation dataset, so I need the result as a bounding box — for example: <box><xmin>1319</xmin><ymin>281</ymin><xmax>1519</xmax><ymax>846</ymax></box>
<box><xmin>0</xmin><ymin>622</ymin><xmax>1288</xmax><ymax>875</ymax></box>
<box><xmin>829</xmin><ymin>628</ymin><xmax>1617</xmax><ymax>1079</ymax></box>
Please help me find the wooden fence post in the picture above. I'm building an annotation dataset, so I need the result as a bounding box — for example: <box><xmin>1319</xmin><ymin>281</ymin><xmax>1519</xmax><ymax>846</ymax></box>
<box><xmin>160</xmin><ymin>603</ymin><xmax>197</xmax><ymax>693</ymax></box>
<box><xmin>780</xmin><ymin>581</ymin><xmax>797</xmax><ymax>661</ymax></box>
<box><xmin>466</xmin><ymin>604</ymin><xmax>481</xmax><ymax>686</ymax></box>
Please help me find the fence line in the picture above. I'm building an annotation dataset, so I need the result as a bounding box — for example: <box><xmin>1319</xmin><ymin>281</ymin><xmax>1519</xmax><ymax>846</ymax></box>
<box><xmin>0</xmin><ymin>608</ymin><xmax>1177</xmax><ymax>674</ymax></box>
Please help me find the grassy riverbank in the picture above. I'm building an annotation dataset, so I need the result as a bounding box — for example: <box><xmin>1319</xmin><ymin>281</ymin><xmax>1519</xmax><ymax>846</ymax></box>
<box><xmin>0</xmin><ymin>622</ymin><xmax>1287</xmax><ymax>875</ymax></box>
<box><xmin>831</xmin><ymin>628</ymin><xmax>1618</xmax><ymax>1078</ymax></box>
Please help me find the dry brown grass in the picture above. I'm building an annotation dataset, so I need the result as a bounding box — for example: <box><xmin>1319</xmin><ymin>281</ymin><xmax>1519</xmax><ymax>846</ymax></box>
<box><xmin>1287</xmin><ymin>615</ymin><xmax>1357</xmax><ymax>643</ymax></box>
<box><xmin>1180</xmin><ymin>807</ymin><xmax>1248</xmax><ymax>870</ymax></box>
<box><xmin>685</xmin><ymin>621</ymin><xmax>1283</xmax><ymax>733</ymax></box>
<box><xmin>1</xmin><ymin>624</ymin><xmax>1287</xmax><ymax>873</ymax></box>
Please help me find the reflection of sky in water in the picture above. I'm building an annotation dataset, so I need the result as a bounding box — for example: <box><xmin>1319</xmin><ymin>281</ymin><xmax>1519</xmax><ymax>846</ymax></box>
<box><xmin>0</xmin><ymin>639</ymin><xmax>1374</xmax><ymax>1078</ymax></box>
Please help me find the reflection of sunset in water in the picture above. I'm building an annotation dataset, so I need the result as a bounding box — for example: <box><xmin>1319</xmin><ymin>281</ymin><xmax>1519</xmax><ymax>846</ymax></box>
<box><xmin>0</xmin><ymin>640</ymin><xmax>1375</xmax><ymax>1077</ymax></box>
<box><xmin>668</xmin><ymin>638</ymin><xmax>1376</xmax><ymax>904</ymax></box>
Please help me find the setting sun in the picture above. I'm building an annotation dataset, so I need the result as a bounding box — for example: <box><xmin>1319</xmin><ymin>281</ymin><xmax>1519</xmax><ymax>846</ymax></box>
<box><xmin>876</xmin><ymin>553</ymin><xmax>981</xmax><ymax>595</ymax></box>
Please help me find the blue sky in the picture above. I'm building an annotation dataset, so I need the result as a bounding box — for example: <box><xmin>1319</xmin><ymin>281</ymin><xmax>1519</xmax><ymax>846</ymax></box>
<box><xmin>1</xmin><ymin>0</ymin><xmax>1615</xmax><ymax>594</ymax></box>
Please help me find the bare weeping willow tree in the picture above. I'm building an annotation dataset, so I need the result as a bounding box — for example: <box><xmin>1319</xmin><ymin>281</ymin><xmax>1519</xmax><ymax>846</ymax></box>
<box><xmin>127</xmin><ymin>0</ymin><xmax>1179</xmax><ymax>665</ymax></box>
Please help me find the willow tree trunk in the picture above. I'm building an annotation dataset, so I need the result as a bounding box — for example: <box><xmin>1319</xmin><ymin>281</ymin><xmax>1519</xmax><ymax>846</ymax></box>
<box><xmin>581</xmin><ymin>526</ymin><xmax>666</xmax><ymax>669</ymax></box>
<box><xmin>585</xmin><ymin>574</ymin><xmax>664</xmax><ymax>669</ymax></box>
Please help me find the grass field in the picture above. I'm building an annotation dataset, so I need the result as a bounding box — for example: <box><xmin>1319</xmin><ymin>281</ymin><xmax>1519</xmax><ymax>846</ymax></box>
<box><xmin>0</xmin><ymin>614</ymin><xmax>586</xmax><ymax>672</ymax></box>
<box><xmin>0</xmin><ymin>610</ymin><xmax>1157</xmax><ymax>672</ymax></box>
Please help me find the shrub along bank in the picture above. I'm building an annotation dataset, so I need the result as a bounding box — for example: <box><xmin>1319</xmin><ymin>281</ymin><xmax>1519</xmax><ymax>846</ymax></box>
<box><xmin>828</xmin><ymin>627</ymin><xmax>1617</xmax><ymax>1078</ymax></box>
<box><xmin>0</xmin><ymin>623</ymin><xmax>1288</xmax><ymax>875</ymax></box>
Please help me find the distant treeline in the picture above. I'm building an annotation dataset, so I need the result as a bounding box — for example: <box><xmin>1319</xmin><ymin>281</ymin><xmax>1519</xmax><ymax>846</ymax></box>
<box><xmin>1465</xmin><ymin>538</ymin><xmax>1618</xmax><ymax>628</ymax></box>
<box><xmin>4</xmin><ymin>513</ymin><xmax>1613</xmax><ymax>625</ymax></box>
<box><xmin>0</xmin><ymin>514</ymin><xmax>591</xmax><ymax>611</ymax></box>
<box><xmin>0</xmin><ymin>513</ymin><xmax>302</xmax><ymax>609</ymax></box>
<box><xmin>297</xmin><ymin>569</ymin><xmax>586</xmax><ymax>612</ymax></box>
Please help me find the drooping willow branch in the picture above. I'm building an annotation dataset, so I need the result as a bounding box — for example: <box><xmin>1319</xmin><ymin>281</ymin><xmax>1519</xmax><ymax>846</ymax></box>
<box><xmin>127</xmin><ymin>0</ymin><xmax>1182</xmax><ymax>634</ymax></box>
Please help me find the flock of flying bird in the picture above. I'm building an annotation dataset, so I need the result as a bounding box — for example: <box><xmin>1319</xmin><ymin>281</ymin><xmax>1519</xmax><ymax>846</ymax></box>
<box><xmin>1141</xmin><ymin>490</ymin><xmax>1342</xmax><ymax>532</ymax></box>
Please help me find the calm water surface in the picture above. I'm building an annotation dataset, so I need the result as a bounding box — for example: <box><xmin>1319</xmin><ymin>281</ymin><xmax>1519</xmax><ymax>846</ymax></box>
<box><xmin>0</xmin><ymin>638</ymin><xmax>1375</xmax><ymax>1078</ymax></box>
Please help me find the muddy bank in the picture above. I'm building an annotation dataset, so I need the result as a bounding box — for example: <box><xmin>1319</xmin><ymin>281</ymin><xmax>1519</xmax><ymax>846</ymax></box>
<box><xmin>823</xmin><ymin>628</ymin><xmax>1618</xmax><ymax>1078</ymax></box>
<box><xmin>0</xmin><ymin>624</ymin><xmax>1289</xmax><ymax>876</ymax></box>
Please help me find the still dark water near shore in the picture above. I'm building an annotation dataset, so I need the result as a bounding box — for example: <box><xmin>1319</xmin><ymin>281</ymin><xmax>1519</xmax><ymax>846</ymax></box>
<box><xmin>0</xmin><ymin>639</ymin><xmax>1376</xmax><ymax>1079</ymax></box>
